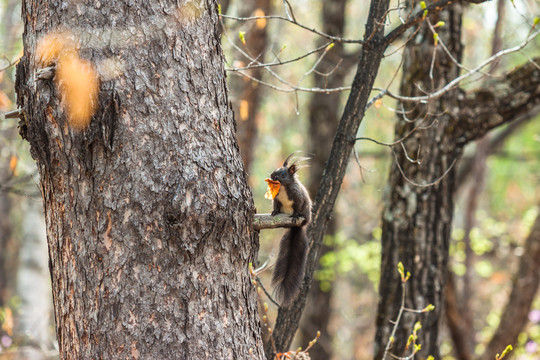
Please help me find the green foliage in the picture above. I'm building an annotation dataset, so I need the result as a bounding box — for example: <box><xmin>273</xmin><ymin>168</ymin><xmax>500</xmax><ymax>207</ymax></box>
<box><xmin>316</xmin><ymin>231</ymin><xmax>381</xmax><ymax>291</ymax></box>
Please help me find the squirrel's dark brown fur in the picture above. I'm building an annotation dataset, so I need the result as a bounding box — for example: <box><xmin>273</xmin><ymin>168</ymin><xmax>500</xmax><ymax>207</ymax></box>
<box><xmin>270</xmin><ymin>153</ymin><xmax>312</xmax><ymax>306</ymax></box>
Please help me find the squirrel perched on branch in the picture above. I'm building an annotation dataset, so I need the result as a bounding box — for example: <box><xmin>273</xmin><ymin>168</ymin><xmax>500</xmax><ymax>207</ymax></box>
<box><xmin>265</xmin><ymin>153</ymin><xmax>312</xmax><ymax>306</ymax></box>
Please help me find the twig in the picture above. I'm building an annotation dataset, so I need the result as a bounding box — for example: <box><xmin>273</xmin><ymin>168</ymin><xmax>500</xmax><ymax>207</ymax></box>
<box><xmin>220</xmin><ymin>13</ymin><xmax>363</xmax><ymax>44</ymax></box>
<box><xmin>382</xmin><ymin>278</ymin><xmax>406</xmax><ymax>360</ymax></box>
<box><xmin>256</xmin><ymin>276</ymin><xmax>280</xmax><ymax>307</ymax></box>
<box><xmin>225</xmin><ymin>42</ymin><xmax>332</xmax><ymax>71</ymax></box>
<box><xmin>4</xmin><ymin>109</ymin><xmax>23</xmax><ymax>119</ymax></box>
<box><xmin>222</xmin><ymin>19</ymin><xmax>353</xmax><ymax>94</ymax></box>
<box><xmin>391</xmin><ymin>147</ymin><xmax>457</xmax><ymax>188</ymax></box>
<box><xmin>380</xmin><ymin>29</ymin><xmax>540</xmax><ymax>103</ymax></box>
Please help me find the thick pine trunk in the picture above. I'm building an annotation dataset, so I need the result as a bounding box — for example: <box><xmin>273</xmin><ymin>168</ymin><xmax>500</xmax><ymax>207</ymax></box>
<box><xmin>374</xmin><ymin>4</ymin><xmax>463</xmax><ymax>359</ymax></box>
<box><xmin>16</xmin><ymin>1</ymin><xmax>263</xmax><ymax>358</ymax></box>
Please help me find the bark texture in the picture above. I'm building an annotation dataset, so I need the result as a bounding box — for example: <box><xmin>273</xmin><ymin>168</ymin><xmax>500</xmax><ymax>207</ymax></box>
<box><xmin>375</xmin><ymin>6</ymin><xmax>464</xmax><ymax>359</ymax></box>
<box><xmin>375</xmin><ymin>1</ymin><xmax>540</xmax><ymax>358</ymax></box>
<box><xmin>16</xmin><ymin>1</ymin><xmax>263</xmax><ymax>358</ymax></box>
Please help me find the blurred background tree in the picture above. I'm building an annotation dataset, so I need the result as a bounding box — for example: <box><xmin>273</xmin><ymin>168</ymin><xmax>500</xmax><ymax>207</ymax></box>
<box><xmin>2</xmin><ymin>0</ymin><xmax>540</xmax><ymax>358</ymax></box>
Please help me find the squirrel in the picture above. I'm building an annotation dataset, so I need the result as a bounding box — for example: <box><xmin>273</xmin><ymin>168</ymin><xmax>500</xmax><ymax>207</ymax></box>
<box><xmin>269</xmin><ymin>153</ymin><xmax>312</xmax><ymax>306</ymax></box>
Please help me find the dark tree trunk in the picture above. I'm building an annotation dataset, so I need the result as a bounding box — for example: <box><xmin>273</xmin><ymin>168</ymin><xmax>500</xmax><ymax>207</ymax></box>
<box><xmin>375</xmin><ymin>1</ymin><xmax>540</xmax><ymax>358</ymax></box>
<box><xmin>228</xmin><ymin>0</ymin><xmax>271</xmax><ymax>172</ymax></box>
<box><xmin>268</xmin><ymin>0</ymin><xmax>392</xmax><ymax>357</ymax></box>
<box><xmin>299</xmin><ymin>0</ymin><xmax>348</xmax><ymax>358</ymax></box>
<box><xmin>15</xmin><ymin>1</ymin><xmax>263</xmax><ymax>359</ymax></box>
<box><xmin>481</xmin><ymin>206</ymin><xmax>540</xmax><ymax>360</ymax></box>
<box><xmin>0</xmin><ymin>177</ymin><xmax>17</xmax><ymax>307</ymax></box>
<box><xmin>374</xmin><ymin>4</ymin><xmax>464</xmax><ymax>359</ymax></box>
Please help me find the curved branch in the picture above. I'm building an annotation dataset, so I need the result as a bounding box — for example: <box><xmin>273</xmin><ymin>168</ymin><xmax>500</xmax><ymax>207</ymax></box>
<box><xmin>481</xmin><ymin>205</ymin><xmax>540</xmax><ymax>360</ymax></box>
<box><xmin>457</xmin><ymin>56</ymin><xmax>540</xmax><ymax>143</ymax></box>
<box><xmin>384</xmin><ymin>0</ymin><xmax>490</xmax><ymax>46</ymax></box>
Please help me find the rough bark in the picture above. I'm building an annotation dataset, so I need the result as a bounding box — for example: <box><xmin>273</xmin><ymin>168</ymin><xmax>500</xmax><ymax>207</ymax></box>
<box><xmin>375</xmin><ymin>2</ymin><xmax>540</xmax><ymax>358</ymax></box>
<box><xmin>456</xmin><ymin>59</ymin><xmax>540</xmax><ymax>143</ymax></box>
<box><xmin>375</xmin><ymin>4</ymin><xmax>464</xmax><ymax>359</ymax></box>
<box><xmin>481</xmin><ymin>206</ymin><xmax>540</xmax><ymax>360</ymax></box>
<box><xmin>299</xmin><ymin>0</ymin><xmax>349</xmax><ymax>358</ymax></box>
<box><xmin>16</xmin><ymin>1</ymin><xmax>263</xmax><ymax>359</ymax></box>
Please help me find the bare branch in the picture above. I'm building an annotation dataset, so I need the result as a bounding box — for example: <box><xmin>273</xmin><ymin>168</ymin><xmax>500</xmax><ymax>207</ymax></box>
<box><xmin>253</xmin><ymin>213</ymin><xmax>306</xmax><ymax>230</ymax></box>
<box><xmin>384</xmin><ymin>0</ymin><xmax>489</xmax><ymax>46</ymax></box>
<box><xmin>391</xmin><ymin>147</ymin><xmax>458</xmax><ymax>188</ymax></box>
<box><xmin>376</xmin><ymin>29</ymin><xmax>540</xmax><ymax>104</ymax></box>
<box><xmin>220</xmin><ymin>13</ymin><xmax>363</xmax><ymax>44</ymax></box>
<box><xmin>225</xmin><ymin>42</ymin><xmax>332</xmax><ymax>71</ymax></box>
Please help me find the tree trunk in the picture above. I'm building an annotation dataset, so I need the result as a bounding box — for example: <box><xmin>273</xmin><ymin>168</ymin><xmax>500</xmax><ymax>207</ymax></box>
<box><xmin>374</xmin><ymin>1</ymin><xmax>540</xmax><ymax>357</ymax></box>
<box><xmin>15</xmin><ymin>1</ymin><xmax>263</xmax><ymax>359</ymax></box>
<box><xmin>374</xmin><ymin>4</ymin><xmax>464</xmax><ymax>359</ymax></box>
<box><xmin>299</xmin><ymin>0</ymin><xmax>348</xmax><ymax>358</ymax></box>
<box><xmin>227</xmin><ymin>0</ymin><xmax>271</xmax><ymax>172</ymax></box>
<box><xmin>0</xmin><ymin>187</ymin><xmax>17</xmax><ymax>310</ymax></box>
<box><xmin>16</xmin><ymin>198</ymin><xmax>54</xmax><ymax>356</ymax></box>
<box><xmin>481</xmin><ymin>205</ymin><xmax>540</xmax><ymax>360</ymax></box>
<box><xmin>268</xmin><ymin>0</ymin><xmax>392</xmax><ymax>356</ymax></box>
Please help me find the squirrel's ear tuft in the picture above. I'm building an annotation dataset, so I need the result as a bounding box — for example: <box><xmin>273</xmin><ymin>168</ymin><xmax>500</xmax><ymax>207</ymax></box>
<box><xmin>288</xmin><ymin>162</ymin><xmax>298</xmax><ymax>175</ymax></box>
<box><xmin>283</xmin><ymin>152</ymin><xmax>298</xmax><ymax>167</ymax></box>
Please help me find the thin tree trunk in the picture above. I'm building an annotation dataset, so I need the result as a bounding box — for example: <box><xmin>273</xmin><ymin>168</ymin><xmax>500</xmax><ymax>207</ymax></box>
<box><xmin>480</xmin><ymin>206</ymin><xmax>540</xmax><ymax>360</ymax></box>
<box><xmin>228</xmin><ymin>0</ymin><xmax>271</xmax><ymax>172</ymax></box>
<box><xmin>0</xmin><ymin>174</ymin><xmax>17</xmax><ymax>308</ymax></box>
<box><xmin>15</xmin><ymin>199</ymin><xmax>54</xmax><ymax>356</ymax></box>
<box><xmin>268</xmin><ymin>0</ymin><xmax>393</xmax><ymax>356</ymax></box>
<box><xmin>16</xmin><ymin>1</ymin><xmax>263</xmax><ymax>358</ymax></box>
<box><xmin>299</xmin><ymin>0</ymin><xmax>348</xmax><ymax>358</ymax></box>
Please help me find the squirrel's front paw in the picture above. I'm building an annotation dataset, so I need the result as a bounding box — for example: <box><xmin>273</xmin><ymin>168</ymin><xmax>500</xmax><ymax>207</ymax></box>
<box><xmin>271</xmin><ymin>210</ymin><xmax>280</xmax><ymax>216</ymax></box>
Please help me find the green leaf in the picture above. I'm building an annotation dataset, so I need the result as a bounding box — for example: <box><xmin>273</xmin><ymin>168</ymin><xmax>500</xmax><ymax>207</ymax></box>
<box><xmin>218</xmin><ymin>4</ymin><xmax>221</xmax><ymax>15</ymax></box>
<box><xmin>407</xmin><ymin>334</ymin><xmax>414</xmax><ymax>347</ymax></box>
<box><xmin>435</xmin><ymin>21</ymin><xmax>445</xmax><ymax>28</ymax></box>
<box><xmin>397</xmin><ymin>262</ymin><xmax>404</xmax><ymax>277</ymax></box>
<box><xmin>238</xmin><ymin>31</ymin><xmax>246</xmax><ymax>45</ymax></box>
<box><xmin>420</xmin><ymin>1</ymin><xmax>426</xmax><ymax>9</ymax></box>
<box><xmin>497</xmin><ymin>345</ymin><xmax>513</xmax><ymax>360</ymax></box>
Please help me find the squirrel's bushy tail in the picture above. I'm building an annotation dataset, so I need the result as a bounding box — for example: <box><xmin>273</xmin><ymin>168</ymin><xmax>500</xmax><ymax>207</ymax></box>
<box><xmin>272</xmin><ymin>226</ymin><xmax>308</xmax><ymax>306</ymax></box>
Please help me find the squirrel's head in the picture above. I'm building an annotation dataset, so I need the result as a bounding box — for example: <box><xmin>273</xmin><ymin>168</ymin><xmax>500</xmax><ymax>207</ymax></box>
<box><xmin>270</xmin><ymin>152</ymin><xmax>307</xmax><ymax>184</ymax></box>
